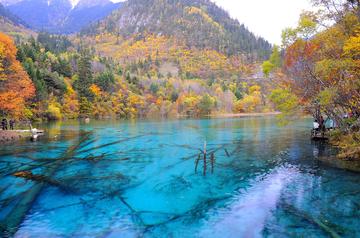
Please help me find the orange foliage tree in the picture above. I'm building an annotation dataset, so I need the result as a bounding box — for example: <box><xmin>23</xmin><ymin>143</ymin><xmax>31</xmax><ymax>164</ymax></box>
<box><xmin>0</xmin><ymin>33</ymin><xmax>35</xmax><ymax>118</ymax></box>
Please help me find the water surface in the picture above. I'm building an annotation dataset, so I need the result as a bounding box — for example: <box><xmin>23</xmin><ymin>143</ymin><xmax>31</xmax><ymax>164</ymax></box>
<box><xmin>0</xmin><ymin>117</ymin><xmax>359</xmax><ymax>237</ymax></box>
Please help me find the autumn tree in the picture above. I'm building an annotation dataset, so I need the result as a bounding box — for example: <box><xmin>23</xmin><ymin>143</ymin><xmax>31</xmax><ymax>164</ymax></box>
<box><xmin>262</xmin><ymin>45</ymin><xmax>282</xmax><ymax>77</ymax></box>
<box><xmin>62</xmin><ymin>78</ymin><xmax>79</xmax><ymax>119</ymax></box>
<box><xmin>235</xmin><ymin>85</ymin><xmax>262</xmax><ymax>113</ymax></box>
<box><xmin>198</xmin><ymin>94</ymin><xmax>215</xmax><ymax>116</ymax></box>
<box><xmin>94</xmin><ymin>70</ymin><xmax>115</xmax><ymax>91</ymax></box>
<box><xmin>272</xmin><ymin>0</ymin><xmax>360</xmax><ymax>160</ymax></box>
<box><xmin>269</xmin><ymin>88</ymin><xmax>299</xmax><ymax>125</ymax></box>
<box><xmin>282</xmin><ymin>5</ymin><xmax>360</xmax><ymax>127</ymax></box>
<box><xmin>0</xmin><ymin>33</ymin><xmax>35</xmax><ymax>118</ymax></box>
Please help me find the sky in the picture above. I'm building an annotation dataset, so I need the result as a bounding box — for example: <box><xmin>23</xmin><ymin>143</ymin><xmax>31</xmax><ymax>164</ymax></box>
<box><xmin>111</xmin><ymin>0</ymin><xmax>314</xmax><ymax>45</ymax></box>
<box><xmin>210</xmin><ymin>0</ymin><xmax>314</xmax><ymax>45</ymax></box>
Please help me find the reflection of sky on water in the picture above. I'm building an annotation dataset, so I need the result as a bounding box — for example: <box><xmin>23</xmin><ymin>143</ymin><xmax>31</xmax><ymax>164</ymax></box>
<box><xmin>200</xmin><ymin>166</ymin><xmax>298</xmax><ymax>238</ymax></box>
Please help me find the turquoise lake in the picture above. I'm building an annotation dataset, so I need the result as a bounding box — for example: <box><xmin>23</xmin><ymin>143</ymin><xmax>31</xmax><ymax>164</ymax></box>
<box><xmin>0</xmin><ymin>117</ymin><xmax>359</xmax><ymax>237</ymax></box>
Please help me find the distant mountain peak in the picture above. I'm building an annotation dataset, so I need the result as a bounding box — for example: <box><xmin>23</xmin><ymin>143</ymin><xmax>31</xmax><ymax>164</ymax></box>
<box><xmin>2</xmin><ymin>0</ymin><xmax>123</xmax><ymax>33</ymax></box>
<box><xmin>76</xmin><ymin>0</ymin><xmax>112</xmax><ymax>8</ymax></box>
<box><xmin>0</xmin><ymin>0</ymin><xmax>19</xmax><ymax>6</ymax></box>
<box><xmin>0</xmin><ymin>0</ymin><xmax>117</xmax><ymax>7</ymax></box>
<box><xmin>0</xmin><ymin>1</ymin><xmax>27</xmax><ymax>25</ymax></box>
<box><xmin>69</xmin><ymin>0</ymin><xmax>79</xmax><ymax>8</ymax></box>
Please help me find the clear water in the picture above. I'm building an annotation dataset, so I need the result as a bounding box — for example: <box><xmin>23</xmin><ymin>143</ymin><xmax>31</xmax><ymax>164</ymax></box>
<box><xmin>0</xmin><ymin>117</ymin><xmax>359</xmax><ymax>238</ymax></box>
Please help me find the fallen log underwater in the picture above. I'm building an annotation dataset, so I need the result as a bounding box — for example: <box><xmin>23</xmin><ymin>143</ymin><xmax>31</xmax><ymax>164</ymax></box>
<box><xmin>0</xmin><ymin>138</ymin><xmax>246</xmax><ymax>236</ymax></box>
<box><xmin>12</xmin><ymin>171</ymin><xmax>75</xmax><ymax>194</ymax></box>
<box><xmin>0</xmin><ymin>134</ymin><xmax>151</xmax><ymax>178</ymax></box>
<box><xmin>0</xmin><ymin>131</ymin><xmax>158</xmax><ymax>236</ymax></box>
<box><xmin>0</xmin><ymin>131</ymin><xmax>92</xmax><ymax>236</ymax></box>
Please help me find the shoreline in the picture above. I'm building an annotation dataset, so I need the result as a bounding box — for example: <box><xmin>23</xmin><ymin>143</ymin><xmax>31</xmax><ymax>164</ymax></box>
<box><xmin>0</xmin><ymin>130</ymin><xmax>32</xmax><ymax>144</ymax></box>
<box><xmin>319</xmin><ymin>156</ymin><xmax>360</xmax><ymax>173</ymax></box>
<box><xmin>213</xmin><ymin>111</ymin><xmax>281</xmax><ymax>118</ymax></box>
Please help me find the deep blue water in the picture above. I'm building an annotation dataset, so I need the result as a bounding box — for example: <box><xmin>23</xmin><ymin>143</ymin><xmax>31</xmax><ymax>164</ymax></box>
<box><xmin>0</xmin><ymin>117</ymin><xmax>359</xmax><ymax>238</ymax></box>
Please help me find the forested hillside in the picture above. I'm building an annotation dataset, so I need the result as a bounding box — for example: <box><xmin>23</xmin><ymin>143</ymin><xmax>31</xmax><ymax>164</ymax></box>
<box><xmin>0</xmin><ymin>31</ymin><xmax>275</xmax><ymax>121</ymax></box>
<box><xmin>84</xmin><ymin>0</ymin><xmax>271</xmax><ymax>59</ymax></box>
<box><xmin>76</xmin><ymin>0</ymin><xmax>272</xmax><ymax>100</ymax></box>
<box><xmin>0</xmin><ymin>0</ymin><xmax>279</xmax><ymax>122</ymax></box>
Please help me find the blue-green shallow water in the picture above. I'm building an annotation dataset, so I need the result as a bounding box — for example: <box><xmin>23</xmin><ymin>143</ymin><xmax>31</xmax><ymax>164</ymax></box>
<box><xmin>0</xmin><ymin>117</ymin><xmax>359</xmax><ymax>238</ymax></box>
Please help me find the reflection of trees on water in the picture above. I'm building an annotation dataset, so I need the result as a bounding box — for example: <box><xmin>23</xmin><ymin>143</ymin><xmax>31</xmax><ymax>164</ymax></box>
<box><xmin>311</xmin><ymin>139</ymin><xmax>341</xmax><ymax>172</ymax></box>
<box><xmin>311</xmin><ymin>140</ymin><xmax>328</xmax><ymax>158</ymax></box>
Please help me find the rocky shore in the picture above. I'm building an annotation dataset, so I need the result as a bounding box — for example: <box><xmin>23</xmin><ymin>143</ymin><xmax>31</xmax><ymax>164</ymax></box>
<box><xmin>0</xmin><ymin>130</ymin><xmax>32</xmax><ymax>144</ymax></box>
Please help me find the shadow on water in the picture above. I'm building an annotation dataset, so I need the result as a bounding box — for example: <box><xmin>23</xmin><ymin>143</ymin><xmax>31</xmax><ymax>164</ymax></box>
<box><xmin>0</xmin><ymin>117</ymin><xmax>359</xmax><ymax>237</ymax></box>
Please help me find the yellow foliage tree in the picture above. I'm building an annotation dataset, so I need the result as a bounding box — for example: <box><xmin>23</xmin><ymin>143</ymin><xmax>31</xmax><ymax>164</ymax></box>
<box><xmin>62</xmin><ymin>78</ymin><xmax>79</xmax><ymax>119</ymax></box>
<box><xmin>235</xmin><ymin>85</ymin><xmax>262</xmax><ymax>113</ymax></box>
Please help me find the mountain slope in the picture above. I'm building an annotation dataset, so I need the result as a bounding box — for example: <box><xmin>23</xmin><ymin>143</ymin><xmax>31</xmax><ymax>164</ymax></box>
<box><xmin>84</xmin><ymin>0</ymin><xmax>271</xmax><ymax>59</ymax></box>
<box><xmin>61</xmin><ymin>0</ymin><xmax>122</xmax><ymax>33</ymax></box>
<box><xmin>8</xmin><ymin>0</ymin><xmax>72</xmax><ymax>31</ymax></box>
<box><xmin>0</xmin><ymin>1</ymin><xmax>26</xmax><ymax>25</ymax></box>
<box><xmin>3</xmin><ymin>0</ymin><xmax>122</xmax><ymax>33</ymax></box>
<box><xmin>0</xmin><ymin>2</ymin><xmax>34</xmax><ymax>38</ymax></box>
